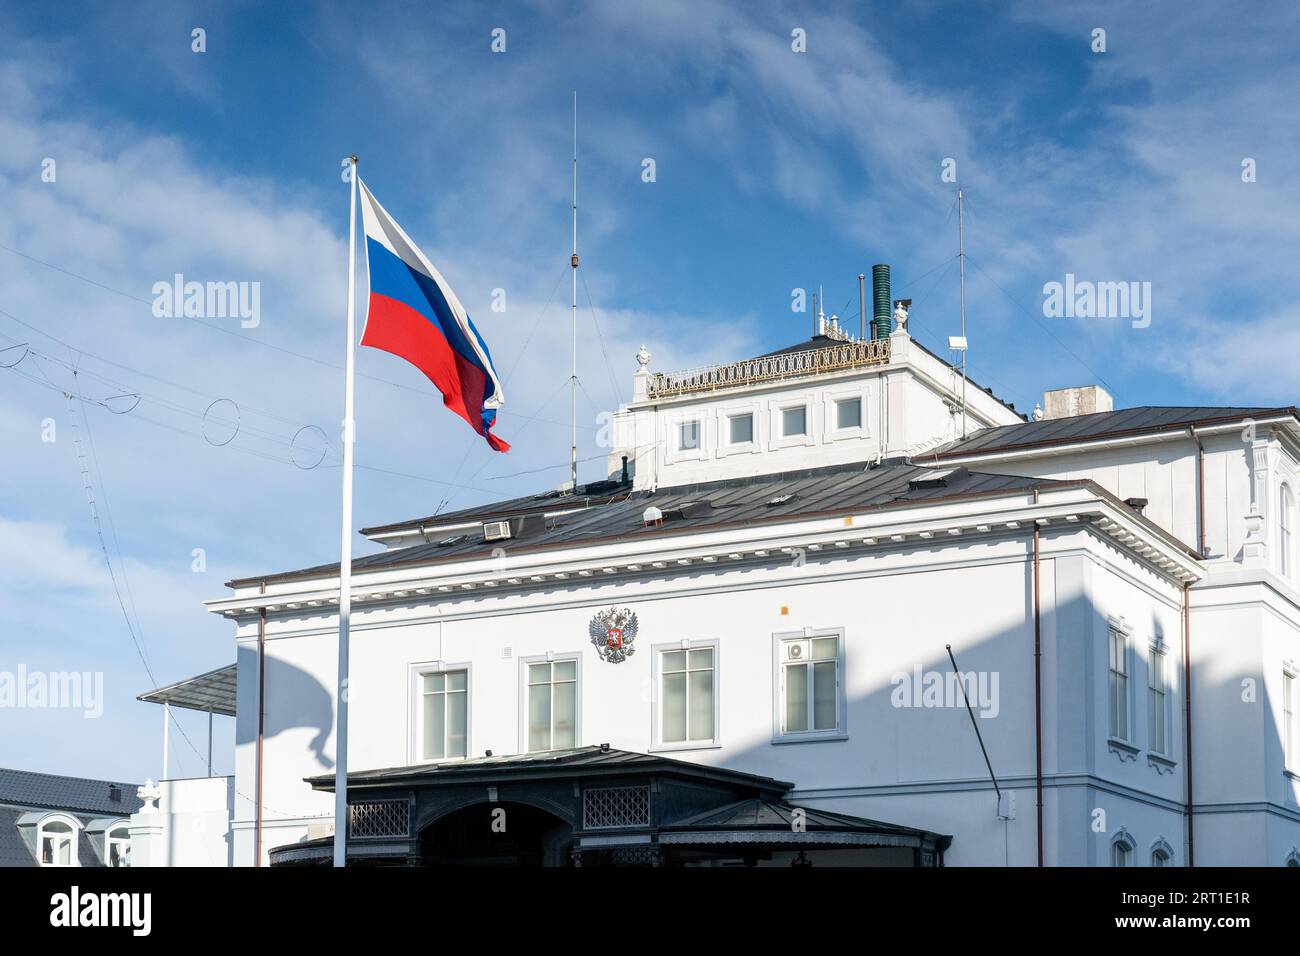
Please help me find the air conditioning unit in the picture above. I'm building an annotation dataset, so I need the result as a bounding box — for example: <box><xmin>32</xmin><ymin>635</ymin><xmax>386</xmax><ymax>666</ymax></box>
<box><xmin>482</xmin><ymin>520</ymin><xmax>512</xmax><ymax>542</ymax></box>
<box><xmin>786</xmin><ymin>640</ymin><xmax>808</xmax><ymax>661</ymax></box>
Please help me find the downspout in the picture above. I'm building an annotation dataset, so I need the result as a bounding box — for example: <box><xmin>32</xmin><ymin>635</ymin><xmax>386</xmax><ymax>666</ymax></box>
<box><xmin>1032</xmin><ymin>489</ymin><xmax>1044</xmax><ymax>866</ymax></box>
<box><xmin>1188</xmin><ymin>427</ymin><xmax>1206</xmax><ymax>558</ymax></box>
<box><xmin>256</xmin><ymin>588</ymin><xmax>266</xmax><ymax>867</ymax></box>
<box><xmin>1183</xmin><ymin>582</ymin><xmax>1194</xmax><ymax>866</ymax></box>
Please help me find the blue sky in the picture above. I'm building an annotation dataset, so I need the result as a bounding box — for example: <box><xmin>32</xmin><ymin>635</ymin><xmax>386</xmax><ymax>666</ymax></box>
<box><xmin>1</xmin><ymin>0</ymin><xmax>1297</xmax><ymax>783</ymax></box>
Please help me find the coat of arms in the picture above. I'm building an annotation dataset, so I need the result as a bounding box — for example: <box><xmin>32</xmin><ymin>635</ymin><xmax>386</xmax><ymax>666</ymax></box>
<box><xmin>589</xmin><ymin>607</ymin><xmax>638</xmax><ymax>663</ymax></box>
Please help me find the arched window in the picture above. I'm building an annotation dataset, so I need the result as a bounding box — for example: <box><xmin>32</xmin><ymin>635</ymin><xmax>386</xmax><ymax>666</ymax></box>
<box><xmin>106</xmin><ymin>823</ymin><xmax>131</xmax><ymax>868</ymax></box>
<box><xmin>1151</xmin><ymin>839</ymin><xmax>1174</xmax><ymax>867</ymax></box>
<box><xmin>38</xmin><ymin>818</ymin><xmax>77</xmax><ymax>867</ymax></box>
<box><xmin>1111</xmin><ymin>833</ymin><xmax>1134</xmax><ymax>867</ymax></box>
<box><xmin>1281</xmin><ymin>484</ymin><xmax>1294</xmax><ymax>578</ymax></box>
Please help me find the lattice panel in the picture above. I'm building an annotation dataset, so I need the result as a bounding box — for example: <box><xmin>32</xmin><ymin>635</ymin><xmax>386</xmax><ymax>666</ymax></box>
<box><xmin>583</xmin><ymin>785</ymin><xmax>650</xmax><ymax>829</ymax></box>
<box><xmin>349</xmin><ymin>800</ymin><xmax>409</xmax><ymax>838</ymax></box>
<box><xmin>611</xmin><ymin>846</ymin><xmax>659</xmax><ymax>866</ymax></box>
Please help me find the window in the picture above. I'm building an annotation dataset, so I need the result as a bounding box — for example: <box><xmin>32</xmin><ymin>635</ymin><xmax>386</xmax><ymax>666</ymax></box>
<box><xmin>1284</xmin><ymin>671</ymin><xmax>1296</xmax><ymax>772</ymax></box>
<box><xmin>421</xmin><ymin>669</ymin><xmax>468</xmax><ymax>760</ymax></box>
<box><xmin>1108</xmin><ymin>626</ymin><xmax>1129</xmax><ymax>740</ymax></box>
<box><xmin>526</xmin><ymin>659</ymin><xmax>578</xmax><ymax>753</ymax></box>
<box><xmin>777</xmin><ymin>632</ymin><xmax>843</xmax><ymax>737</ymax></box>
<box><xmin>1151</xmin><ymin>843</ymin><xmax>1172</xmax><ymax>867</ymax></box>
<box><xmin>835</xmin><ymin>397</ymin><xmax>861</xmax><ymax>430</ymax></box>
<box><xmin>1282</xmin><ymin>484</ymin><xmax>1295</xmax><ymax>578</ymax></box>
<box><xmin>39</xmin><ymin>819</ymin><xmax>75</xmax><ymax>867</ymax></box>
<box><xmin>658</xmin><ymin>645</ymin><xmax>716</xmax><ymax>745</ymax></box>
<box><xmin>678</xmin><ymin>420</ymin><xmax>700</xmax><ymax>451</ymax></box>
<box><xmin>780</xmin><ymin>406</ymin><xmax>807</xmax><ymax>437</ymax></box>
<box><xmin>107</xmin><ymin>824</ymin><xmax>131</xmax><ymax>867</ymax></box>
<box><xmin>727</xmin><ymin>413</ymin><xmax>753</xmax><ymax>445</ymax></box>
<box><xmin>1111</xmin><ymin>838</ymin><xmax>1132</xmax><ymax>867</ymax></box>
<box><xmin>1148</xmin><ymin>645</ymin><xmax>1167</xmax><ymax>755</ymax></box>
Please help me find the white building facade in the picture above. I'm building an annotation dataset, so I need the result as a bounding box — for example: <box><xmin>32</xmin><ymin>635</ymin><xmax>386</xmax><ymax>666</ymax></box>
<box><xmin>135</xmin><ymin>318</ymin><xmax>1300</xmax><ymax>867</ymax></box>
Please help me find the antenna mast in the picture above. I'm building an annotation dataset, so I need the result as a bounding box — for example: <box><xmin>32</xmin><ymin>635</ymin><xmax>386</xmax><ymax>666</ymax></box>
<box><xmin>569</xmin><ymin>91</ymin><xmax>579</xmax><ymax>492</ymax></box>
<box><xmin>957</xmin><ymin>187</ymin><xmax>968</xmax><ymax>439</ymax></box>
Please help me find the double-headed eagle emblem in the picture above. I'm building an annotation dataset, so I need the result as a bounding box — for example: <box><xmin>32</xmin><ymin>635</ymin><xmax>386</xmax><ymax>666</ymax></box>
<box><xmin>589</xmin><ymin>607</ymin><xmax>638</xmax><ymax>664</ymax></box>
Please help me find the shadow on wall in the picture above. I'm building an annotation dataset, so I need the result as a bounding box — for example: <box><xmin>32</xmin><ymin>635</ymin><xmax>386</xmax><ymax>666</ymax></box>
<box><xmin>237</xmin><ymin>642</ymin><xmax>336</xmax><ymax>770</ymax></box>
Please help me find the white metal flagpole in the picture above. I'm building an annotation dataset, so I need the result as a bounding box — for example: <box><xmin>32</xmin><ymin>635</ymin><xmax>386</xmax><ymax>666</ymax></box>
<box><xmin>333</xmin><ymin>154</ymin><xmax>359</xmax><ymax>867</ymax></box>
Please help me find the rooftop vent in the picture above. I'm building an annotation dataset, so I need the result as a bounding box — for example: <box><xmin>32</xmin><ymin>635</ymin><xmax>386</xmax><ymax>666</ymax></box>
<box><xmin>482</xmin><ymin>520</ymin><xmax>512</xmax><ymax>542</ymax></box>
<box><xmin>767</xmin><ymin>493</ymin><xmax>797</xmax><ymax>507</ymax></box>
<box><xmin>108</xmin><ymin>784</ymin><xmax>122</xmax><ymax>803</ymax></box>
<box><xmin>642</xmin><ymin>506</ymin><xmax>663</xmax><ymax>528</ymax></box>
<box><xmin>437</xmin><ymin>534</ymin><xmax>468</xmax><ymax>547</ymax></box>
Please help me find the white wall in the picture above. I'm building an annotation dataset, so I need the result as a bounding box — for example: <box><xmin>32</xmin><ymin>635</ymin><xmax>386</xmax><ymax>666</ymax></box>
<box><xmin>227</xmin><ymin>523</ymin><xmax>1200</xmax><ymax>866</ymax></box>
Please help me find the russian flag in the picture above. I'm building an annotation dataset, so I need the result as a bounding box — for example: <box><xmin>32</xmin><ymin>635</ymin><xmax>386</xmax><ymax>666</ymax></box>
<box><xmin>358</xmin><ymin>179</ymin><xmax>509</xmax><ymax>452</ymax></box>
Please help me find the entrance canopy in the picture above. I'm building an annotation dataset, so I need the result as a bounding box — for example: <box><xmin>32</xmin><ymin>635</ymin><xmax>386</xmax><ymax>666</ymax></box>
<box><xmin>274</xmin><ymin>746</ymin><xmax>950</xmax><ymax>867</ymax></box>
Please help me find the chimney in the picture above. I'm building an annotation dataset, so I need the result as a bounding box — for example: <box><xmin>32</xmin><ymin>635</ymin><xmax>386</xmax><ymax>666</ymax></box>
<box><xmin>871</xmin><ymin>264</ymin><xmax>891</xmax><ymax>339</ymax></box>
<box><xmin>1041</xmin><ymin>385</ymin><xmax>1113</xmax><ymax>420</ymax></box>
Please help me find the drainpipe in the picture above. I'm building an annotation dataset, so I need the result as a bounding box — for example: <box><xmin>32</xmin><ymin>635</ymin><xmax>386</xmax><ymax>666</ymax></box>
<box><xmin>1188</xmin><ymin>427</ymin><xmax>1206</xmax><ymax>558</ymax></box>
<box><xmin>256</xmin><ymin>591</ymin><xmax>266</xmax><ymax>867</ymax></box>
<box><xmin>1183</xmin><ymin>582</ymin><xmax>1194</xmax><ymax>866</ymax></box>
<box><xmin>1032</xmin><ymin>489</ymin><xmax>1044</xmax><ymax>866</ymax></box>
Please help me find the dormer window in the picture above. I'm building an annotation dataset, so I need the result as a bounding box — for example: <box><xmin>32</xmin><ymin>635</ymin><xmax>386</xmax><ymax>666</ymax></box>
<box><xmin>727</xmin><ymin>413</ymin><xmax>754</xmax><ymax>445</ymax></box>
<box><xmin>38</xmin><ymin>818</ymin><xmax>77</xmax><ymax>866</ymax></box>
<box><xmin>107</xmin><ymin>823</ymin><xmax>131</xmax><ymax>867</ymax></box>
<box><xmin>781</xmin><ymin>406</ymin><xmax>807</xmax><ymax>438</ymax></box>
<box><xmin>679</xmin><ymin>420</ymin><xmax>700</xmax><ymax>451</ymax></box>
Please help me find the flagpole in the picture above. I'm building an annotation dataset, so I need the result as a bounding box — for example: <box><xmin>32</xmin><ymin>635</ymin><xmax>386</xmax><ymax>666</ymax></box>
<box><xmin>334</xmin><ymin>154</ymin><xmax>359</xmax><ymax>868</ymax></box>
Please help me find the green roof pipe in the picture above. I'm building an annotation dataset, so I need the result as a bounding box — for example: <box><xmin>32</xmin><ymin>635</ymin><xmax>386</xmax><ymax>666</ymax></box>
<box><xmin>872</xmin><ymin>264</ymin><xmax>891</xmax><ymax>339</ymax></box>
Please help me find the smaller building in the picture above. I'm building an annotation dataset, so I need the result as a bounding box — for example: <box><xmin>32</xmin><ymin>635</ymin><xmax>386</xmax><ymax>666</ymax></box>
<box><xmin>270</xmin><ymin>745</ymin><xmax>950</xmax><ymax>867</ymax></box>
<box><xmin>0</xmin><ymin>767</ymin><xmax>142</xmax><ymax>867</ymax></box>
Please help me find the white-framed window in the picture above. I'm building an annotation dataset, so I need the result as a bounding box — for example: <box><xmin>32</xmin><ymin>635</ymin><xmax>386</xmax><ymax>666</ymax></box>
<box><xmin>773</xmin><ymin>628</ymin><xmax>846</xmax><ymax>741</ymax></box>
<box><xmin>1151</xmin><ymin>839</ymin><xmax>1173</xmax><ymax>867</ymax></box>
<box><xmin>1111</xmin><ymin>835</ymin><xmax>1133</xmax><ymax>867</ymax></box>
<box><xmin>522</xmin><ymin>656</ymin><xmax>579</xmax><ymax>753</ymax></box>
<box><xmin>416</xmin><ymin>666</ymin><xmax>469</xmax><ymax>761</ymax></box>
<box><xmin>652</xmin><ymin>641</ymin><xmax>718</xmax><ymax>749</ymax></box>
<box><xmin>38</xmin><ymin>817</ymin><xmax>77</xmax><ymax>867</ymax></box>
<box><xmin>727</xmin><ymin>413</ymin><xmax>754</xmax><ymax>445</ymax></box>
<box><xmin>835</xmin><ymin>397</ymin><xmax>862</xmax><ymax>430</ymax></box>
<box><xmin>1108</xmin><ymin>625</ymin><xmax>1130</xmax><ymax>741</ymax></box>
<box><xmin>1148</xmin><ymin>642</ymin><xmax>1168</xmax><ymax>755</ymax></box>
<box><xmin>678</xmin><ymin>419</ymin><xmax>700</xmax><ymax>451</ymax></box>
<box><xmin>106</xmin><ymin>823</ymin><xmax>131</xmax><ymax>867</ymax></box>
<box><xmin>1282</xmin><ymin>484</ymin><xmax>1295</xmax><ymax>578</ymax></box>
<box><xmin>1284</xmin><ymin>669</ymin><xmax>1296</xmax><ymax>772</ymax></box>
<box><xmin>780</xmin><ymin>405</ymin><xmax>807</xmax><ymax>438</ymax></box>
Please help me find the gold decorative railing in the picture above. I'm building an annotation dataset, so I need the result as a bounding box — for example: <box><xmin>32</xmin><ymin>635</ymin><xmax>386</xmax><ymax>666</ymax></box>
<box><xmin>647</xmin><ymin>337</ymin><xmax>891</xmax><ymax>399</ymax></box>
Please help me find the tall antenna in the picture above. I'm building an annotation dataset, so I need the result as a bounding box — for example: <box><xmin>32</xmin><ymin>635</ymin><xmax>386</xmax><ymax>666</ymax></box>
<box><xmin>569</xmin><ymin>91</ymin><xmax>579</xmax><ymax>492</ymax></box>
<box><xmin>957</xmin><ymin>187</ymin><xmax>968</xmax><ymax>438</ymax></box>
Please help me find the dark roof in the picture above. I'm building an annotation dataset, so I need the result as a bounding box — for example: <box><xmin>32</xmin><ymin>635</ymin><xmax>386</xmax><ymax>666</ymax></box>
<box><xmin>306</xmin><ymin>745</ymin><xmax>792</xmax><ymax>795</ymax></box>
<box><xmin>137</xmin><ymin>663</ymin><xmax>237</xmax><ymax>717</ymax></box>
<box><xmin>0</xmin><ymin>768</ymin><xmax>142</xmax><ymax>816</ymax></box>
<box><xmin>231</xmin><ymin>461</ymin><xmax>1075</xmax><ymax>587</ymax></box>
<box><xmin>659</xmin><ymin>797</ymin><xmax>946</xmax><ymax>845</ymax></box>
<box><xmin>926</xmin><ymin>406</ymin><xmax>1300</xmax><ymax>460</ymax></box>
<box><xmin>360</xmin><ymin>479</ymin><xmax>631</xmax><ymax>537</ymax></box>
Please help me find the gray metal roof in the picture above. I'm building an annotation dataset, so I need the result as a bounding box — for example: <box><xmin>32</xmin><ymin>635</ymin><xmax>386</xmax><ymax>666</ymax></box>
<box><xmin>137</xmin><ymin>663</ymin><xmax>237</xmax><ymax>717</ymax></box>
<box><xmin>0</xmin><ymin>767</ymin><xmax>142</xmax><ymax>816</ymax></box>
<box><xmin>926</xmin><ymin>406</ymin><xmax>1299</xmax><ymax>460</ymax></box>
<box><xmin>306</xmin><ymin>745</ymin><xmax>793</xmax><ymax>794</ymax></box>
<box><xmin>658</xmin><ymin>797</ymin><xmax>948</xmax><ymax>846</ymax></box>
<box><xmin>231</xmin><ymin>461</ymin><xmax>1072</xmax><ymax>587</ymax></box>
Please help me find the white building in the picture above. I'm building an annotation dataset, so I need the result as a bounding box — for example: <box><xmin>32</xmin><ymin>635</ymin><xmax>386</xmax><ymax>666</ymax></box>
<box><xmin>130</xmin><ymin>290</ymin><xmax>1300</xmax><ymax>867</ymax></box>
